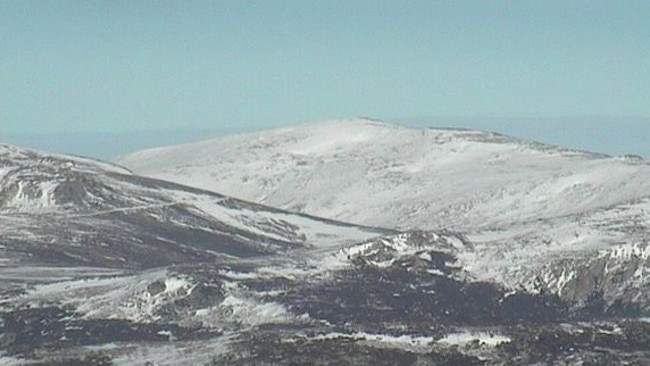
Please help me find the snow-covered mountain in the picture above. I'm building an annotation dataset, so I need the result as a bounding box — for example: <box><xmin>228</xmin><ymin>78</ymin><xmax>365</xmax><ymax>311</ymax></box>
<box><xmin>117</xmin><ymin>118</ymin><xmax>649</xmax><ymax>232</ymax></box>
<box><xmin>118</xmin><ymin>119</ymin><xmax>650</xmax><ymax>311</ymax></box>
<box><xmin>2</xmin><ymin>127</ymin><xmax>649</xmax><ymax>365</ymax></box>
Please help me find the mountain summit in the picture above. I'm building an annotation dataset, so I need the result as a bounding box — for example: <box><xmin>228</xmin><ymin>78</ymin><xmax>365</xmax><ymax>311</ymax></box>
<box><xmin>117</xmin><ymin>118</ymin><xmax>648</xmax><ymax>231</ymax></box>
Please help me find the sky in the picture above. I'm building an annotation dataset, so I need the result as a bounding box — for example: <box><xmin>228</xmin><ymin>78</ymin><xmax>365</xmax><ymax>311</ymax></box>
<box><xmin>1</xmin><ymin>1</ymin><xmax>649</xmax><ymax>158</ymax></box>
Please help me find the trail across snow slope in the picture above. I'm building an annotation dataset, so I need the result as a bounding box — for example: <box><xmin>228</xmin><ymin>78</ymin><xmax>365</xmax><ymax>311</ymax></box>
<box><xmin>118</xmin><ymin>119</ymin><xmax>650</xmax><ymax>232</ymax></box>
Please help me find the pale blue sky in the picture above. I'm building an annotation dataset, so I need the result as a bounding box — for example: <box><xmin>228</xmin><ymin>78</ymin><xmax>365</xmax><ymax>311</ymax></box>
<box><xmin>1</xmin><ymin>1</ymin><xmax>649</xmax><ymax>157</ymax></box>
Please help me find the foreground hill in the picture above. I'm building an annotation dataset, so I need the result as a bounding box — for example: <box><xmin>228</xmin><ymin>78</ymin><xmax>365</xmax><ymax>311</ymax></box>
<box><xmin>0</xmin><ymin>144</ymin><xmax>381</xmax><ymax>270</ymax></box>
<box><xmin>0</xmin><ymin>144</ymin><xmax>388</xmax><ymax>364</ymax></box>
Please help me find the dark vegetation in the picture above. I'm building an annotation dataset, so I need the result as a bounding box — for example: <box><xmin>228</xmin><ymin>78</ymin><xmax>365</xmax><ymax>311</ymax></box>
<box><xmin>273</xmin><ymin>250</ymin><xmax>570</xmax><ymax>335</ymax></box>
<box><xmin>0</xmin><ymin>307</ymin><xmax>218</xmax><ymax>356</ymax></box>
<box><xmin>496</xmin><ymin>321</ymin><xmax>650</xmax><ymax>365</ymax></box>
<box><xmin>208</xmin><ymin>332</ymin><xmax>484</xmax><ymax>366</ymax></box>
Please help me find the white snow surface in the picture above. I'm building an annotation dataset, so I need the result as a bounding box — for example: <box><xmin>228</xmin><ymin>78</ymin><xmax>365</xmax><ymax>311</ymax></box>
<box><xmin>165</xmin><ymin>190</ymin><xmax>381</xmax><ymax>250</ymax></box>
<box><xmin>436</xmin><ymin>331</ymin><xmax>511</xmax><ymax>346</ymax></box>
<box><xmin>307</xmin><ymin>329</ymin><xmax>510</xmax><ymax>350</ymax></box>
<box><xmin>117</xmin><ymin>118</ymin><xmax>650</xmax><ymax>232</ymax></box>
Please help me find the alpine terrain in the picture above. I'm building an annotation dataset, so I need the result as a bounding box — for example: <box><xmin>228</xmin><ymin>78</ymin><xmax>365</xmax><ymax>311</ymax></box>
<box><xmin>0</xmin><ymin>119</ymin><xmax>648</xmax><ymax>365</ymax></box>
<box><xmin>119</xmin><ymin>119</ymin><xmax>650</xmax><ymax>311</ymax></box>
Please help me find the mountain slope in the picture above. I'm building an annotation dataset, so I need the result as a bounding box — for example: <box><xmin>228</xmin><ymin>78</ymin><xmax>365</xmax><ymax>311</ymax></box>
<box><xmin>0</xmin><ymin>143</ymin><xmax>395</xmax><ymax>364</ymax></box>
<box><xmin>2</xmin><ymin>142</ymin><xmax>649</xmax><ymax>365</ymax></box>
<box><xmin>0</xmin><ymin>143</ymin><xmax>384</xmax><ymax>269</ymax></box>
<box><xmin>117</xmin><ymin>118</ymin><xmax>649</xmax><ymax>232</ymax></box>
<box><xmin>118</xmin><ymin>119</ymin><xmax>650</xmax><ymax>304</ymax></box>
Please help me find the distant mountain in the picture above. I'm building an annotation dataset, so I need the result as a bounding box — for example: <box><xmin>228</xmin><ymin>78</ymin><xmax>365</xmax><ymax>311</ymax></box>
<box><xmin>1</xmin><ymin>130</ymin><xmax>649</xmax><ymax>365</ymax></box>
<box><xmin>118</xmin><ymin>119</ymin><xmax>650</xmax><ymax>305</ymax></box>
<box><xmin>117</xmin><ymin>118</ymin><xmax>648</xmax><ymax>231</ymax></box>
<box><xmin>393</xmin><ymin>116</ymin><xmax>650</xmax><ymax>159</ymax></box>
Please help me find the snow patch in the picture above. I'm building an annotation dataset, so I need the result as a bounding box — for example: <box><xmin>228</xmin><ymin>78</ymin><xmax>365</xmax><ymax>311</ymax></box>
<box><xmin>437</xmin><ymin>331</ymin><xmax>511</xmax><ymax>346</ymax></box>
<box><xmin>217</xmin><ymin>295</ymin><xmax>293</xmax><ymax>327</ymax></box>
<box><xmin>311</xmin><ymin>331</ymin><xmax>436</xmax><ymax>348</ymax></box>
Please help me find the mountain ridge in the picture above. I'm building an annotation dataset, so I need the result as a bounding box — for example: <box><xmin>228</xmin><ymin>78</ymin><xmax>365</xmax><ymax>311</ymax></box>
<box><xmin>117</xmin><ymin>118</ymin><xmax>649</xmax><ymax>231</ymax></box>
<box><xmin>2</xmin><ymin>127</ymin><xmax>649</xmax><ymax>364</ymax></box>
